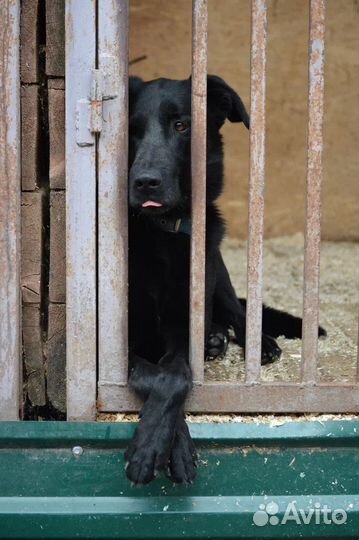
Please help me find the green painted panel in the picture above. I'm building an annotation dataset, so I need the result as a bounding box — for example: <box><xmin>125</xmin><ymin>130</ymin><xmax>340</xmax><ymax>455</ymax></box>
<box><xmin>0</xmin><ymin>420</ymin><xmax>358</xmax><ymax>539</ymax></box>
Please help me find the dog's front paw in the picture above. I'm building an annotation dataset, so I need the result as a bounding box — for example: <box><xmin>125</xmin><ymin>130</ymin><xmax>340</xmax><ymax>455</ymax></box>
<box><xmin>206</xmin><ymin>325</ymin><xmax>229</xmax><ymax>359</ymax></box>
<box><xmin>124</xmin><ymin>425</ymin><xmax>170</xmax><ymax>485</ymax></box>
<box><xmin>261</xmin><ymin>334</ymin><xmax>282</xmax><ymax>364</ymax></box>
<box><xmin>166</xmin><ymin>421</ymin><xmax>197</xmax><ymax>484</ymax></box>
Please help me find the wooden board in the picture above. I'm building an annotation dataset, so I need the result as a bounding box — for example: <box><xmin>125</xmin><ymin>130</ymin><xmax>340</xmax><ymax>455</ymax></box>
<box><xmin>48</xmin><ymin>79</ymin><xmax>65</xmax><ymax>189</ymax></box>
<box><xmin>21</xmin><ymin>85</ymin><xmax>39</xmax><ymax>191</ymax></box>
<box><xmin>21</xmin><ymin>192</ymin><xmax>43</xmax><ymax>304</ymax></box>
<box><xmin>49</xmin><ymin>191</ymin><xmax>65</xmax><ymax>303</ymax></box>
<box><xmin>20</xmin><ymin>0</ymin><xmax>39</xmax><ymax>83</ymax></box>
<box><xmin>22</xmin><ymin>304</ymin><xmax>46</xmax><ymax>406</ymax></box>
<box><xmin>47</xmin><ymin>304</ymin><xmax>66</xmax><ymax>413</ymax></box>
<box><xmin>46</xmin><ymin>0</ymin><xmax>65</xmax><ymax>77</ymax></box>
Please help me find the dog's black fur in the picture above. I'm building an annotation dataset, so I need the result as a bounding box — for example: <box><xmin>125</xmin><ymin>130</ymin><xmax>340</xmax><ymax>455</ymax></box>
<box><xmin>126</xmin><ymin>75</ymin><xmax>325</xmax><ymax>485</ymax></box>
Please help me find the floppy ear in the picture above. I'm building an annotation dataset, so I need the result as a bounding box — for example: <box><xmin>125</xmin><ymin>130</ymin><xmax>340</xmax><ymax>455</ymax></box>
<box><xmin>129</xmin><ymin>76</ymin><xmax>143</xmax><ymax>110</ymax></box>
<box><xmin>207</xmin><ymin>75</ymin><xmax>250</xmax><ymax>129</ymax></box>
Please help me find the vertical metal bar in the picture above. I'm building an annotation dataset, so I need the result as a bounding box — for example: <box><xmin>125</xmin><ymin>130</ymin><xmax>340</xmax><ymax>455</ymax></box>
<box><xmin>0</xmin><ymin>0</ymin><xmax>21</xmax><ymax>420</ymax></box>
<box><xmin>190</xmin><ymin>0</ymin><xmax>208</xmax><ymax>385</ymax></box>
<box><xmin>98</xmin><ymin>0</ymin><xmax>129</xmax><ymax>394</ymax></box>
<box><xmin>245</xmin><ymin>0</ymin><xmax>267</xmax><ymax>384</ymax></box>
<box><xmin>65</xmin><ymin>0</ymin><xmax>97</xmax><ymax>420</ymax></box>
<box><xmin>301</xmin><ymin>0</ymin><xmax>325</xmax><ymax>384</ymax></box>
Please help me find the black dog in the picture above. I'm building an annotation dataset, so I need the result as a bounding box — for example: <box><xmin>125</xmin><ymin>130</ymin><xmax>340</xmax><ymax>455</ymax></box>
<box><xmin>125</xmin><ymin>75</ymin><xmax>324</xmax><ymax>485</ymax></box>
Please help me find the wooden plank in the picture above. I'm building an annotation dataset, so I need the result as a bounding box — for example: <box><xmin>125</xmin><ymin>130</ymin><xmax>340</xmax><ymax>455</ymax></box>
<box><xmin>22</xmin><ymin>304</ymin><xmax>46</xmax><ymax>406</ymax></box>
<box><xmin>0</xmin><ymin>0</ymin><xmax>21</xmax><ymax>420</ymax></box>
<box><xmin>21</xmin><ymin>84</ymin><xmax>39</xmax><ymax>191</ymax></box>
<box><xmin>20</xmin><ymin>0</ymin><xmax>39</xmax><ymax>83</ymax></box>
<box><xmin>47</xmin><ymin>304</ymin><xmax>66</xmax><ymax>413</ymax></box>
<box><xmin>97</xmin><ymin>0</ymin><xmax>129</xmax><ymax>394</ymax></box>
<box><xmin>46</xmin><ymin>0</ymin><xmax>65</xmax><ymax>77</ymax></box>
<box><xmin>49</xmin><ymin>191</ymin><xmax>65</xmax><ymax>303</ymax></box>
<box><xmin>190</xmin><ymin>0</ymin><xmax>207</xmax><ymax>384</ymax></box>
<box><xmin>65</xmin><ymin>0</ymin><xmax>97</xmax><ymax>421</ymax></box>
<box><xmin>21</xmin><ymin>192</ymin><xmax>43</xmax><ymax>304</ymax></box>
<box><xmin>98</xmin><ymin>382</ymin><xmax>359</xmax><ymax>414</ymax></box>
<box><xmin>48</xmin><ymin>79</ymin><xmax>65</xmax><ymax>189</ymax></box>
<box><xmin>245</xmin><ymin>0</ymin><xmax>267</xmax><ymax>383</ymax></box>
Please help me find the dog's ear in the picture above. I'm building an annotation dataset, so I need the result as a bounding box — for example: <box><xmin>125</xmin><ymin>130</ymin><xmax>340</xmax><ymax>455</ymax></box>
<box><xmin>129</xmin><ymin>76</ymin><xmax>143</xmax><ymax>110</ymax></box>
<box><xmin>207</xmin><ymin>75</ymin><xmax>250</xmax><ymax>129</ymax></box>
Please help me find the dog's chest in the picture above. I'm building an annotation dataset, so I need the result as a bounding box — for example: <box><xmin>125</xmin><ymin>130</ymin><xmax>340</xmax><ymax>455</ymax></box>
<box><xmin>130</xmin><ymin>226</ymin><xmax>190</xmax><ymax>302</ymax></box>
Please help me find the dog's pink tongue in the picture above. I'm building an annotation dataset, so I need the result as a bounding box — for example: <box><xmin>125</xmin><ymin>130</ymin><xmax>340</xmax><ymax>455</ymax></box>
<box><xmin>142</xmin><ymin>201</ymin><xmax>163</xmax><ymax>208</ymax></box>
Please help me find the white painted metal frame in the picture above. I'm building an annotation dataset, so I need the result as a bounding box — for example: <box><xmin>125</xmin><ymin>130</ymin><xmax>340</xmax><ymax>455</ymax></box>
<box><xmin>0</xmin><ymin>0</ymin><xmax>21</xmax><ymax>420</ymax></box>
<box><xmin>97</xmin><ymin>0</ymin><xmax>129</xmax><ymax>403</ymax></box>
<box><xmin>65</xmin><ymin>0</ymin><xmax>97</xmax><ymax>420</ymax></box>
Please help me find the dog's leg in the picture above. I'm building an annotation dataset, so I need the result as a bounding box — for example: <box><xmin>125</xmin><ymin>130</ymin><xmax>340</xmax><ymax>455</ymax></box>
<box><xmin>125</xmin><ymin>332</ymin><xmax>192</xmax><ymax>485</ymax></box>
<box><xmin>128</xmin><ymin>355</ymin><xmax>197</xmax><ymax>484</ymax></box>
<box><xmin>214</xmin><ymin>251</ymin><xmax>282</xmax><ymax>363</ymax></box>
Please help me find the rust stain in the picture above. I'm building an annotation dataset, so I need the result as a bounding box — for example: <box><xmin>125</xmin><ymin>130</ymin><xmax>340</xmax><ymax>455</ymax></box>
<box><xmin>190</xmin><ymin>0</ymin><xmax>208</xmax><ymax>385</ymax></box>
<box><xmin>245</xmin><ymin>0</ymin><xmax>267</xmax><ymax>384</ymax></box>
<box><xmin>301</xmin><ymin>0</ymin><xmax>325</xmax><ymax>385</ymax></box>
<box><xmin>0</xmin><ymin>0</ymin><xmax>21</xmax><ymax>418</ymax></box>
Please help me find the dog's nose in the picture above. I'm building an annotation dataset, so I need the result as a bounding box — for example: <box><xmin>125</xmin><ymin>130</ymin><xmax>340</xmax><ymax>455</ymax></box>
<box><xmin>134</xmin><ymin>177</ymin><xmax>162</xmax><ymax>191</ymax></box>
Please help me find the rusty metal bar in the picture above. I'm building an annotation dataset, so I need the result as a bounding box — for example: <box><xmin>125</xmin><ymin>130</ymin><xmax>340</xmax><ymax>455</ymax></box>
<box><xmin>189</xmin><ymin>0</ymin><xmax>208</xmax><ymax>385</ymax></box>
<box><xmin>245</xmin><ymin>0</ymin><xmax>267</xmax><ymax>384</ymax></box>
<box><xmin>301</xmin><ymin>0</ymin><xmax>325</xmax><ymax>385</ymax></box>
<box><xmin>65</xmin><ymin>0</ymin><xmax>97</xmax><ymax>420</ymax></box>
<box><xmin>97</xmin><ymin>0</ymin><xmax>129</xmax><ymax>402</ymax></box>
<box><xmin>0</xmin><ymin>0</ymin><xmax>21</xmax><ymax>420</ymax></box>
<box><xmin>98</xmin><ymin>382</ymin><xmax>359</xmax><ymax>413</ymax></box>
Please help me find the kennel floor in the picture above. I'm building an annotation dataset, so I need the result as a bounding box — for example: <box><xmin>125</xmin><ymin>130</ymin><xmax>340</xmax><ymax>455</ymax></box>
<box><xmin>204</xmin><ymin>234</ymin><xmax>359</xmax><ymax>384</ymax></box>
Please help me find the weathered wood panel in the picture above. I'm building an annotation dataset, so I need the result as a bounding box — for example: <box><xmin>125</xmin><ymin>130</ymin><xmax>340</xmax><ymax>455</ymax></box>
<box><xmin>21</xmin><ymin>191</ymin><xmax>43</xmax><ymax>304</ymax></box>
<box><xmin>22</xmin><ymin>304</ymin><xmax>46</xmax><ymax>406</ymax></box>
<box><xmin>47</xmin><ymin>303</ymin><xmax>66</xmax><ymax>413</ymax></box>
<box><xmin>66</xmin><ymin>0</ymin><xmax>97</xmax><ymax>421</ymax></box>
<box><xmin>0</xmin><ymin>0</ymin><xmax>21</xmax><ymax>420</ymax></box>
<box><xmin>49</xmin><ymin>191</ymin><xmax>65</xmax><ymax>303</ymax></box>
<box><xmin>20</xmin><ymin>0</ymin><xmax>39</xmax><ymax>83</ymax></box>
<box><xmin>48</xmin><ymin>79</ymin><xmax>65</xmax><ymax>189</ymax></box>
<box><xmin>46</xmin><ymin>0</ymin><xmax>65</xmax><ymax>77</ymax></box>
<box><xmin>21</xmin><ymin>84</ymin><xmax>39</xmax><ymax>191</ymax></box>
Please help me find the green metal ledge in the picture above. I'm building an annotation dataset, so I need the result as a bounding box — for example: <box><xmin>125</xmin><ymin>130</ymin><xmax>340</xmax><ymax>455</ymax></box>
<box><xmin>0</xmin><ymin>420</ymin><xmax>358</xmax><ymax>539</ymax></box>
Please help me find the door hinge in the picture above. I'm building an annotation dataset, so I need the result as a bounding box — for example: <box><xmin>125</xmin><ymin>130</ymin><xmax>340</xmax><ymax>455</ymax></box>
<box><xmin>75</xmin><ymin>57</ymin><xmax>120</xmax><ymax>147</ymax></box>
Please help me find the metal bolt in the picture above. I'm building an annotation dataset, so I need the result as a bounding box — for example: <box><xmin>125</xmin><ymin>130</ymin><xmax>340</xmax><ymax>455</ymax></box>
<box><xmin>72</xmin><ymin>445</ymin><xmax>84</xmax><ymax>457</ymax></box>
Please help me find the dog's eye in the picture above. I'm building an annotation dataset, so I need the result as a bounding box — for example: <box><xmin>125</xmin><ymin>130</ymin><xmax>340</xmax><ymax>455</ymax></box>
<box><xmin>174</xmin><ymin>120</ymin><xmax>189</xmax><ymax>133</ymax></box>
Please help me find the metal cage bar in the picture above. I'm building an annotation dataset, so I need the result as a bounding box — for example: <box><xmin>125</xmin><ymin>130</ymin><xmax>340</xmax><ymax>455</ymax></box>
<box><xmin>97</xmin><ymin>0</ymin><xmax>129</xmax><ymax>400</ymax></box>
<box><xmin>301</xmin><ymin>0</ymin><xmax>325</xmax><ymax>384</ymax></box>
<box><xmin>0</xmin><ymin>0</ymin><xmax>21</xmax><ymax>420</ymax></box>
<box><xmin>65</xmin><ymin>0</ymin><xmax>97</xmax><ymax>420</ymax></box>
<box><xmin>190</xmin><ymin>0</ymin><xmax>208</xmax><ymax>384</ymax></box>
<box><xmin>245</xmin><ymin>0</ymin><xmax>267</xmax><ymax>383</ymax></box>
<box><xmin>98</xmin><ymin>382</ymin><xmax>359</xmax><ymax>413</ymax></box>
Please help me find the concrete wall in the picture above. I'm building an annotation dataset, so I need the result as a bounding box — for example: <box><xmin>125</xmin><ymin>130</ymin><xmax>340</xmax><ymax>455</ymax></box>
<box><xmin>129</xmin><ymin>0</ymin><xmax>359</xmax><ymax>240</ymax></box>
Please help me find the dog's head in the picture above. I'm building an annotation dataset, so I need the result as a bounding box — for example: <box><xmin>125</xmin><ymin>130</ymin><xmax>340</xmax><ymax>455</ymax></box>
<box><xmin>128</xmin><ymin>75</ymin><xmax>249</xmax><ymax>216</ymax></box>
